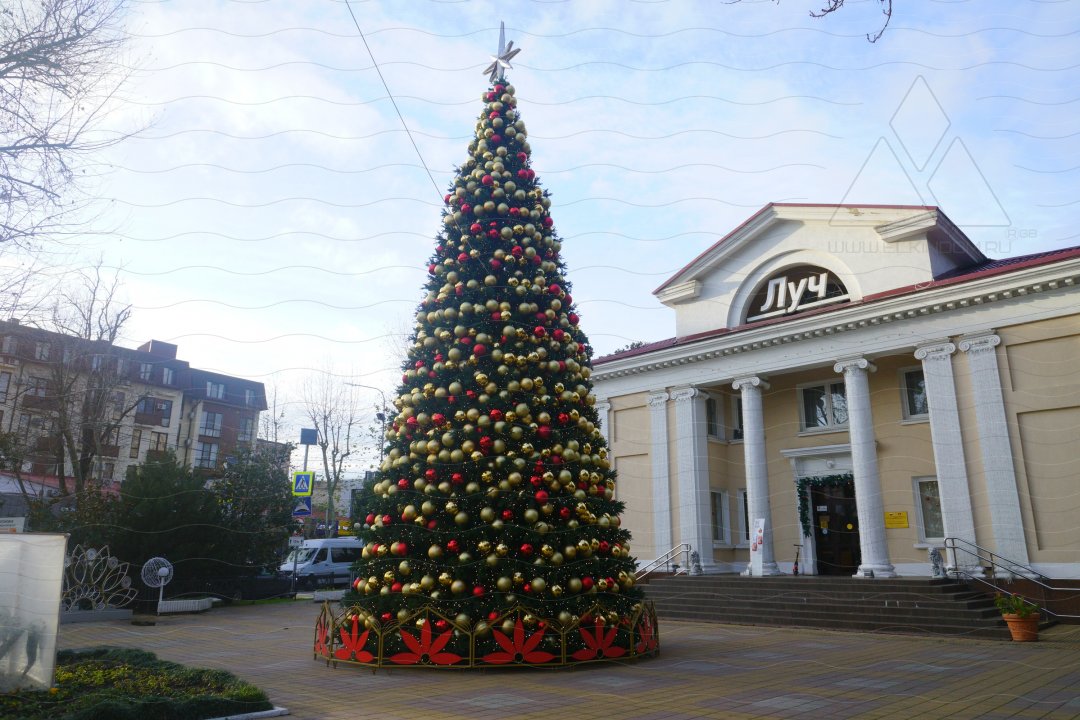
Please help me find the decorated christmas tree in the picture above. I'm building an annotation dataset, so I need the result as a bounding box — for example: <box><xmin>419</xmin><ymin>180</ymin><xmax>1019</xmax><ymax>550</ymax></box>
<box><xmin>321</xmin><ymin>27</ymin><xmax>658</xmax><ymax>668</ymax></box>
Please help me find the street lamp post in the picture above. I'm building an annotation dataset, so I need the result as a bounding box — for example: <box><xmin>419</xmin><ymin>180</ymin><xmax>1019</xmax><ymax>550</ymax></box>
<box><xmin>345</xmin><ymin>382</ymin><xmax>390</xmax><ymax>463</ymax></box>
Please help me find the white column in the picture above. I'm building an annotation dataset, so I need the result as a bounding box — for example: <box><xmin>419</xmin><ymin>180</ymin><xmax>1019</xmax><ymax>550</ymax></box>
<box><xmin>957</xmin><ymin>333</ymin><xmax>1029</xmax><ymax>565</ymax></box>
<box><xmin>647</xmin><ymin>391</ymin><xmax>673</xmax><ymax>558</ymax></box>
<box><xmin>671</xmin><ymin>386</ymin><xmax>715</xmax><ymax>572</ymax></box>
<box><xmin>834</xmin><ymin>358</ymin><xmax>896</xmax><ymax>578</ymax></box>
<box><xmin>594</xmin><ymin>398</ymin><xmax>612</xmax><ymax>446</ymax></box>
<box><xmin>732</xmin><ymin>376</ymin><xmax>781</xmax><ymax>576</ymax></box>
<box><xmin>914</xmin><ymin>342</ymin><xmax>978</xmax><ymax>571</ymax></box>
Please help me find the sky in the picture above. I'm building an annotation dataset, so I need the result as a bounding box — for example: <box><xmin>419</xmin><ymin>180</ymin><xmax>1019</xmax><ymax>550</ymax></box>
<box><xmin>39</xmin><ymin>0</ymin><xmax>1080</xmax><ymax>442</ymax></box>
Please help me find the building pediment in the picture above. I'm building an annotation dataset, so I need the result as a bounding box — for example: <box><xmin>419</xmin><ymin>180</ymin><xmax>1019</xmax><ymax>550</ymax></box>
<box><xmin>653</xmin><ymin>204</ymin><xmax>986</xmax><ymax>337</ymax></box>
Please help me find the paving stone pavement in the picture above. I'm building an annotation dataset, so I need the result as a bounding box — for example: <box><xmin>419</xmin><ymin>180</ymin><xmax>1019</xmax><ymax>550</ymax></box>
<box><xmin>58</xmin><ymin>601</ymin><xmax>1080</xmax><ymax>719</ymax></box>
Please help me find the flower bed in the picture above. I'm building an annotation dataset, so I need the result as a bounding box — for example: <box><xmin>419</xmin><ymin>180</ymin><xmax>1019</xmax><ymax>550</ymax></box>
<box><xmin>0</xmin><ymin>647</ymin><xmax>272</xmax><ymax>720</ymax></box>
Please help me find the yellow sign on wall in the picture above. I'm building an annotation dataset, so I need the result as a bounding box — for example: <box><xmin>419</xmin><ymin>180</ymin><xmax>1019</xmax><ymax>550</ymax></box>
<box><xmin>884</xmin><ymin>511</ymin><xmax>909</xmax><ymax>529</ymax></box>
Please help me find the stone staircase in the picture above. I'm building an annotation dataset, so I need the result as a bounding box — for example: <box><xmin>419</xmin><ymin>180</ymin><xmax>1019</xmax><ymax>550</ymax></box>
<box><xmin>643</xmin><ymin>575</ymin><xmax>1017</xmax><ymax>640</ymax></box>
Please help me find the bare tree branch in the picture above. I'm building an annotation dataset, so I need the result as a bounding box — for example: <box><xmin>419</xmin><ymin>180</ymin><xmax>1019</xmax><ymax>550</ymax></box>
<box><xmin>1</xmin><ymin>0</ymin><xmax>135</xmax><ymax>252</ymax></box>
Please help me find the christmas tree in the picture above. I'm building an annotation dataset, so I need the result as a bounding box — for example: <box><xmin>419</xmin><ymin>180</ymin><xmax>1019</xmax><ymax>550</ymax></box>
<box><xmin>327</xmin><ymin>27</ymin><xmax>657</xmax><ymax>668</ymax></box>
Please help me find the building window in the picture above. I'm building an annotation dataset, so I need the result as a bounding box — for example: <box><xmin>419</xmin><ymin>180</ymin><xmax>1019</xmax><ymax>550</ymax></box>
<box><xmin>157</xmin><ymin>399</ymin><xmax>173</xmax><ymax>426</ymax></box>
<box><xmin>26</xmin><ymin>376</ymin><xmax>48</xmax><ymax>397</ymax></box>
<box><xmin>244</xmin><ymin>389</ymin><xmax>257</xmax><ymax>406</ymax></box>
<box><xmin>206</xmin><ymin>381</ymin><xmax>225</xmax><ymax>400</ymax></box>
<box><xmin>705</xmin><ymin>396</ymin><xmax>720</xmax><ymax>439</ymax></box>
<box><xmin>150</xmin><ymin>431</ymin><xmax>168</xmax><ymax>452</ymax></box>
<box><xmin>34</xmin><ymin>342</ymin><xmax>50</xmax><ymax>361</ymax></box>
<box><xmin>914</xmin><ymin>477</ymin><xmax>945</xmax><ymax>543</ymax></box>
<box><xmin>104</xmin><ymin>426</ymin><xmax>120</xmax><ymax>446</ymax></box>
<box><xmin>0</xmin><ymin>371</ymin><xmax>10</xmax><ymax>403</ymax></box>
<box><xmin>1</xmin><ymin>336</ymin><xmax>15</xmax><ymax>354</ymax></box>
<box><xmin>130</xmin><ymin>428</ymin><xmax>142</xmax><ymax>458</ymax></box>
<box><xmin>195</xmin><ymin>442</ymin><xmax>218</xmax><ymax>468</ymax></box>
<box><xmin>91</xmin><ymin>354</ymin><xmax>106</xmax><ymax>371</ymax></box>
<box><xmin>110</xmin><ymin>391</ymin><xmax>126</xmax><ymax>420</ymax></box>
<box><xmin>901</xmin><ymin>368</ymin><xmax>929</xmax><ymax>420</ymax></box>
<box><xmin>238</xmin><ymin>416</ymin><xmax>254</xmax><ymax>443</ymax></box>
<box><xmin>711</xmin><ymin>490</ymin><xmax>730</xmax><ymax>545</ymax></box>
<box><xmin>737</xmin><ymin>489</ymin><xmax>750</xmax><ymax>545</ymax></box>
<box><xmin>139</xmin><ymin>362</ymin><xmax>153</xmax><ymax>381</ymax></box>
<box><xmin>162</xmin><ymin>367</ymin><xmax>175</xmax><ymax>385</ymax></box>
<box><xmin>798</xmin><ymin>381</ymin><xmax>848</xmax><ymax>432</ymax></box>
<box><xmin>100</xmin><ymin>462</ymin><xmax>115</xmax><ymax>481</ymax></box>
<box><xmin>116</xmin><ymin>357</ymin><xmax>128</xmax><ymax>376</ymax></box>
<box><xmin>200</xmin><ymin>411</ymin><xmax>223</xmax><ymax>438</ymax></box>
<box><xmin>730</xmin><ymin>396</ymin><xmax>744</xmax><ymax>441</ymax></box>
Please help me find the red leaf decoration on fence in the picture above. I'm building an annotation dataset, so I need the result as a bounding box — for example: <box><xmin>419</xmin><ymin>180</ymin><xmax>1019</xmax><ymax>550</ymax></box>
<box><xmin>334</xmin><ymin>616</ymin><xmax>374</xmax><ymax>662</ymax></box>
<box><xmin>482</xmin><ymin>617</ymin><xmax>556</xmax><ymax>664</ymax></box>
<box><xmin>571</xmin><ymin>619</ymin><xmax>627</xmax><ymax>661</ymax></box>
<box><xmin>389</xmin><ymin>620</ymin><xmax>462</xmax><ymax>665</ymax></box>
<box><xmin>635</xmin><ymin>613</ymin><xmax>658</xmax><ymax>654</ymax></box>
<box><xmin>314</xmin><ymin>613</ymin><xmax>331</xmax><ymax>658</ymax></box>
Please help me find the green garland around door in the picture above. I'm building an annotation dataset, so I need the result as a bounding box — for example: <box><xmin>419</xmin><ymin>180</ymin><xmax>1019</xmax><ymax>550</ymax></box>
<box><xmin>797</xmin><ymin>474</ymin><xmax>854</xmax><ymax>538</ymax></box>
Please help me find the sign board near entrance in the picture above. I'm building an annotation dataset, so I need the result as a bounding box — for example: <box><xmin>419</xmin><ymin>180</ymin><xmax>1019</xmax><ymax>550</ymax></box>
<box><xmin>884</xmin><ymin>511</ymin><xmax>909</xmax><ymax>529</ymax></box>
<box><xmin>0</xmin><ymin>517</ymin><xmax>25</xmax><ymax>533</ymax></box>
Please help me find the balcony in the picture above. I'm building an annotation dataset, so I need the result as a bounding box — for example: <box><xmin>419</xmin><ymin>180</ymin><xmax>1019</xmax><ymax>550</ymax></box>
<box><xmin>134</xmin><ymin>411</ymin><xmax>168</xmax><ymax>427</ymax></box>
<box><xmin>145</xmin><ymin>449</ymin><xmax>171</xmax><ymax>463</ymax></box>
<box><xmin>98</xmin><ymin>444</ymin><xmax>121</xmax><ymax>458</ymax></box>
<box><xmin>21</xmin><ymin>394</ymin><xmax>57</xmax><ymax>411</ymax></box>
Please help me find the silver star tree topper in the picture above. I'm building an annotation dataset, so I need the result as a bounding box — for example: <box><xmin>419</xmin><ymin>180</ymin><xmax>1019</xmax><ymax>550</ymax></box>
<box><xmin>483</xmin><ymin>22</ymin><xmax>521</xmax><ymax>83</ymax></box>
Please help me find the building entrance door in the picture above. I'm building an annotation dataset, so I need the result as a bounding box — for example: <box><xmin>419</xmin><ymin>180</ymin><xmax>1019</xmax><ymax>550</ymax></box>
<box><xmin>811</xmin><ymin>482</ymin><xmax>860</xmax><ymax>576</ymax></box>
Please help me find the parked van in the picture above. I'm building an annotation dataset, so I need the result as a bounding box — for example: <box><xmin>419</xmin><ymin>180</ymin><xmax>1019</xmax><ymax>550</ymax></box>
<box><xmin>280</xmin><ymin>537</ymin><xmax>362</xmax><ymax>588</ymax></box>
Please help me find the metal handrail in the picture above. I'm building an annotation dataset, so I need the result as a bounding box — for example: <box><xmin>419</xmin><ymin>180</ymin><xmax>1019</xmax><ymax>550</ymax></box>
<box><xmin>944</xmin><ymin>537</ymin><xmax>1079</xmax><ymax>620</ymax></box>
<box><xmin>636</xmin><ymin>543</ymin><xmax>691</xmax><ymax>581</ymax></box>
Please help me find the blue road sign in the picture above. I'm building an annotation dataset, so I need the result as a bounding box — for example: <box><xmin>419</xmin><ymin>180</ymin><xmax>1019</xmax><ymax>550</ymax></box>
<box><xmin>292</xmin><ymin>496</ymin><xmax>312</xmax><ymax>517</ymax></box>
<box><xmin>292</xmin><ymin>471</ymin><xmax>313</xmax><ymax>496</ymax></box>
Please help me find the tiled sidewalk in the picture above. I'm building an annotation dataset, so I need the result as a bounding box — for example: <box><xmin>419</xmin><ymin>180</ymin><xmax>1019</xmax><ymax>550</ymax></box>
<box><xmin>58</xmin><ymin>602</ymin><xmax>1080</xmax><ymax>719</ymax></box>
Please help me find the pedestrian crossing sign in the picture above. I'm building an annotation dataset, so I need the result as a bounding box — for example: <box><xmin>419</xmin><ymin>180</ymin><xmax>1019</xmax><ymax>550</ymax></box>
<box><xmin>292</xmin><ymin>471</ymin><xmax>314</xmax><ymax>496</ymax></box>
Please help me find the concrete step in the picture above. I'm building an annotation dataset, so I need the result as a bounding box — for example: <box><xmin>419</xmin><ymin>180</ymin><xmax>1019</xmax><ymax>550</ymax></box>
<box><xmin>644</xmin><ymin>575</ymin><xmax>1010</xmax><ymax>640</ymax></box>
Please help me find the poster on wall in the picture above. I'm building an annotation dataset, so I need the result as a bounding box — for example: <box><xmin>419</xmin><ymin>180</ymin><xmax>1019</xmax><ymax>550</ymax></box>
<box><xmin>0</xmin><ymin>533</ymin><xmax>68</xmax><ymax>692</ymax></box>
<box><xmin>749</xmin><ymin>518</ymin><xmax>766</xmax><ymax>576</ymax></box>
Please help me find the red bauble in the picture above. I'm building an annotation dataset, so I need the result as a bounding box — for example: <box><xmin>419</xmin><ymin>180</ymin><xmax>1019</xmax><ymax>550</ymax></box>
<box><xmin>457</xmin><ymin>252</ymin><xmax>469</xmax><ymax>263</ymax></box>
<box><xmin>520</xmin><ymin>543</ymin><xmax>534</xmax><ymax>556</ymax></box>
<box><xmin>481</xmin><ymin>174</ymin><xmax>494</xmax><ymax>186</ymax></box>
<box><xmin>489</xmin><ymin>409</ymin><xmax>503</xmax><ymax>421</ymax></box>
<box><xmin>501</xmin><ymin>509</ymin><xmax>514</xmax><ymax>521</ymax></box>
<box><xmin>352</xmin><ymin>577</ymin><xmax>362</xmax><ymax>591</ymax></box>
<box><xmin>473</xmin><ymin>585</ymin><xmax>485</xmax><ymax>597</ymax></box>
<box><xmin>381</xmin><ymin>514</ymin><xmax>392</xmax><ymax>525</ymax></box>
<box><xmin>391</xmin><ymin>542</ymin><xmax>407</xmax><ymax>556</ymax></box>
<box><xmin>543</xmin><ymin>217</ymin><xmax>553</xmax><ymax>228</ymax></box>
<box><xmin>548</xmin><ymin>283</ymin><xmax>561</xmax><ymax>295</ymax></box>
<box><xmin>447</xmin><ymin>539</ymin><xmax>460</xmax><ymax>553</ymax></box>
<box><xmin>559</xmin><ymin>507</ymin><xmax>571</xmax><ymax>520</ymax></box>
<box><xmin>432</xmin><ymin>413</ymin><xmax>445</xmax><ymax>425</ymax></box>
<box><xmin>365</xmin><ymin>513</ymin><xmax>376</xmax><ymax>525</ymax></box>
<box><xmin>382</xmin><ymin>612</ymin><xmax>393</xmax><ymax>622</ymax></box>
<box><xmin>425</xmin><ymin>468</ymin><xmax>438</xmax><ymax>481</ymax></box>
<box><xmin>427</xmin><ymin>519</ymin><xmax>438</xmax><ymax>529</ymax></box>
<box><xmin>535</xmin><ymin>490</ymin><xmax>549</xmax><ymax>503</ymax></box>
<box><xmin>473</xmin><ymin>343</ymin><xmax>488</xmax><ymax>356</ymax></box>
<box><xmin>558</xmin><ymin>413</ymin><xmax>569</xmax><ymax>425</ymax></box>
<box><xmin>530</xmin><ymin>475</ymin><xmax>543</xmax><ymax>487</ymax></box>
<box><xmin>479</xmin><ymin>436</ymin><xmax>493</xmax><ymax>450</ymax></box>
<box><xmin>397</xmin><ymin>478</ymin><xmax>409</xmax><ymax>490</ymax></box>
<box><xmin>470</xmin><ymin>222</ymin><xmax>482</xmax><ymax>234</ymax></box>
<box><xmin>490</xmin><ymin>259</ymin><xmax>502</xmax><ymax>270</ymax></box>
<box><xmin>488</xmin><ymin>611</ymin><xmax>499</xmax><ymax>621</ymax></box>
<box><xmin>516</xmin><ymin>152</ymin><xmax>527</xmax><ymax>162</ymax></box>
<box><xmin>533</xmin><ymin>326</ymin><xmax>546</xmax><ymax>337</ymax></box>
<box><xmin>435</xmin><ymin>619</ymin><xmax>449</xmax><ymax>631</ymax></box>
<box><xmin>391</xmin><ymin>582</ymin><xmax>403</xmax><ymax>592</ymax></box>
<box><xmin>582</xmin><ymin>576</ymin><xmax>594</xmax><ymax>590</ymax></box>
<box><xmin>491</xmin><ymin>311</ymin><xmax>502</xmax><ymax>321</ymax></box>
<box><xmin>511</xmin><ymin>246</ymin><xmax>523</xmax><ymax>257</ymax></box>
<box><xmin>517</xmin><ymin>169</ymin><xmax>528</xmax><ymax>180</ymax></box>
<box><xmin>552</xmin><ymin>329</ymin><xmax>565</xmax><ymax>342</ymax></box>
<box><xmin>451</xmin><ymin>472</ymin><xmax>464</xmax><ymax>484</ymax></box>
<box><xmin>490</xmin><ymin>134</ymin><xmax>502</xmax><ymax>144</ymax></box>
<box><xmin>536</xmin><ymin>425</ymin><xmax>552</xmax><ymax>440</ymax></box>
<box><xmin>487</xmin><ymin>229</ymin><xmax>499</xmax><ymax>239</ymax></box>
<box><xmin>598</xmin><ymin>541</ymin><xmax>610</xmax><ymax>554</ymax></box>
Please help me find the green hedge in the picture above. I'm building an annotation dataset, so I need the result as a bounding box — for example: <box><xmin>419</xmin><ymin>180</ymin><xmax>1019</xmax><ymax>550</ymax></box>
<box><xmin>0</xmin><ymin>647</ymin><xmax>272</xmax><ymax>720</ymax></box>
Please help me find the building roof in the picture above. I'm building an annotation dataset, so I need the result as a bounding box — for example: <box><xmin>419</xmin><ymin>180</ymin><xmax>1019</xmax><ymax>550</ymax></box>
<box><xmin>653</xmin><ymin>203</ymin><xmax>981</xmax><ymax>297</ymax></box>
<box><xmin>597</xmin><ymin>240</ymin><xmax>1080</xmax><ymax>366</ymax></box>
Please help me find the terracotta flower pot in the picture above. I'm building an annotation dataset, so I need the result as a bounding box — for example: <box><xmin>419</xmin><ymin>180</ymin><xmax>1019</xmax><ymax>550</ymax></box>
<box><xmin>1002</xmin><ymin>613</ymin><xmax>1038</xmax><ymax>642</ymax></box>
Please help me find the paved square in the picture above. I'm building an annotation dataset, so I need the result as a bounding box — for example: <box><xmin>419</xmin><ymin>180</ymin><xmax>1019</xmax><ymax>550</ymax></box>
<box><xmin>57</xmin><ymin>601</ymin><xmax>1080</xmax><ymax>719</ymax></box>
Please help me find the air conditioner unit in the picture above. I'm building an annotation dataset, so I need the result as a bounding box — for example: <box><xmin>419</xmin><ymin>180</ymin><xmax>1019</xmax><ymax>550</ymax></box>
<box><xmin>183</xmin><ymin>438</ymin><xmax>192</xmax><ymax>447</ymax></box>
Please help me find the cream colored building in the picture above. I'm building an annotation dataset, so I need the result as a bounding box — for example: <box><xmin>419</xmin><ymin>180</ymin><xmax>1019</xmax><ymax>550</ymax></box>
<box><xmin>593</xmin><ymin>204</ymin><xmax>1080</xmax><ymax>579</ymax></box>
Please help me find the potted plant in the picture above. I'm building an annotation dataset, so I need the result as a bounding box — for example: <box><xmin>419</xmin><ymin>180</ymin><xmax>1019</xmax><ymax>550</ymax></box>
<box><xmin>995</xmin><ymin>593</ymin><xmax>1040</xmax><ymax>642</ymax></box>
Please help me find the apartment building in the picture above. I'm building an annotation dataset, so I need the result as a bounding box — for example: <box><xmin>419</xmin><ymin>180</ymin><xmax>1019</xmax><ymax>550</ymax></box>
<box><xmin>0</xmin><ymin>321</ymin><xmax>266</xmax><ymax>490</ymax></box>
